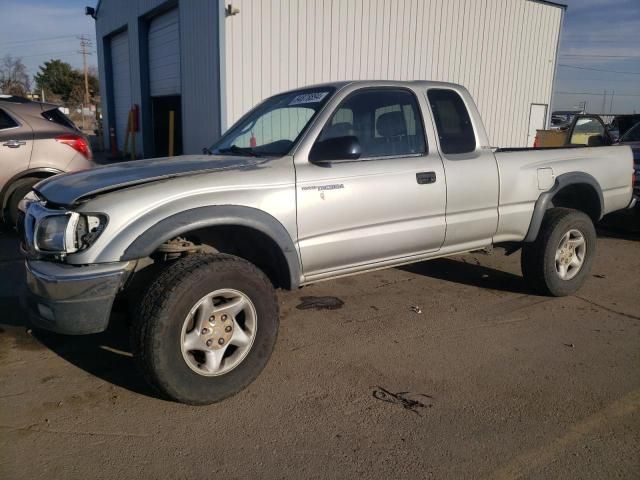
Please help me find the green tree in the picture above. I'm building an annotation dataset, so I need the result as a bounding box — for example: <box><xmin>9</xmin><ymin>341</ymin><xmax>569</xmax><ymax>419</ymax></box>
<box><xmin>34</xmin><ymin>59</ymin><xmax>99</xmax><ymax>104</ymax></box>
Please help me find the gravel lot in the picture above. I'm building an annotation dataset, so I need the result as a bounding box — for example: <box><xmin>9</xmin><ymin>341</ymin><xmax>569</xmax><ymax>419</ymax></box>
<box><xmin>1</xmin><ymin>221</ymin><xmax>638</xmax><ymax>479</ymax></box>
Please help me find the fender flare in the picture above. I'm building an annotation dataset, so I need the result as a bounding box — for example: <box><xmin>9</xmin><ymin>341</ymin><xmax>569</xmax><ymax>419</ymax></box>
<box><xmin>121</xmin><ymin>205</ymin><xmax>301</xmax><ymax>288</ymax></box>
<box><xmin>524</xmin><ymin>172</ymin><xmax>604</xmax><ymax>243</ymax></box>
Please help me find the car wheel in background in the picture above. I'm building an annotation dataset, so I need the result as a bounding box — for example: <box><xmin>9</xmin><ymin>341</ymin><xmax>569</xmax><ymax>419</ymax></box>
<box><xmin>5</xmin><ymin>177</ymin><xmax>40</xmax><ymax>227</ymax></box>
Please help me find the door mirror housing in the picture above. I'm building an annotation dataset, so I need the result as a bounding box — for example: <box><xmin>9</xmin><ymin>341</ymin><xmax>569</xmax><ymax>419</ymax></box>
<box><xmin>309</xmin><ymin>136</ymin><xmax>361</xmax><ymax>163</ymax></box>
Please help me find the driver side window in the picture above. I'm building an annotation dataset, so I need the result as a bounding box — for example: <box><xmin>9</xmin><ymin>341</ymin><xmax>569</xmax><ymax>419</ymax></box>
<box><xmin>316</xmin><ymin>89</ymin><xmax>427</xmax><ymax>159</ymax></box>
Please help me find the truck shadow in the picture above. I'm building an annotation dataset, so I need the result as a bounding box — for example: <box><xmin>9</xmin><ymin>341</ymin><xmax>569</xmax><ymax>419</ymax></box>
<box><xmin>400</xmin><ymin>257</ymin><xmax>532</xmax><ymax>295</ymax></box>
<box><xmin>0</xmin><ymin>229</ymin><xmax>159</xmax><ymax>399</ymax></box>
<box><xmin>597</xmin><ymin>208</ymin><xmax>640</xmax><ymax>241</ymax></box>
<box><xmin>31</xmin><ymin>312</ymin><xmax>159</xmax><ymax>399</ymax></box>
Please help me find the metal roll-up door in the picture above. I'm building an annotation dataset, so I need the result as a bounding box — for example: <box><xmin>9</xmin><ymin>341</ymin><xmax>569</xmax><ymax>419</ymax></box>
<box><xmin>110</xmin><ymin>31</ymin><xmax>131</xmax><ymax>150</ymax></box>
<box><xmin>149</xmin><ymin>8</ymin><xmax>181</xmax><ymax>96</ymax></box>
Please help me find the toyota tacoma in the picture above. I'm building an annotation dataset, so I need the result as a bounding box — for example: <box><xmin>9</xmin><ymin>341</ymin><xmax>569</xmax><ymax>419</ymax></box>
<box><xmin>19</xmin><ymin>81</ymin><xmax>636</xmax><ymax>404</ymax></box>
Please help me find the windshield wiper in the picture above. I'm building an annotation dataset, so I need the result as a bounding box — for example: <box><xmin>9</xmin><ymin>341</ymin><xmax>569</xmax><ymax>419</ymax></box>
<box><xmin>216</xmin><ymin>145</ymin><xmax>261</xmax><ymax>157</ymax></box>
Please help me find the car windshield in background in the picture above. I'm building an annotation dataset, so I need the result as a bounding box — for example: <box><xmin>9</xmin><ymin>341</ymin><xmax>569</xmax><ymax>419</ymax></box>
<box><xmin>211</xmin><ymin>87</ymin><xmax>335</xmax><ymax>157</ymax></box>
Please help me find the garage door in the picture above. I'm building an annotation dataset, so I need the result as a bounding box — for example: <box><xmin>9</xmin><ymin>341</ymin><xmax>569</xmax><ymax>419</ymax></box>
<box><xmin>110</xmin><ymin>31</ymin><xmax>131</xmax><ymax>151</ymax></box>
<box><xmin>149</xmin><ymin>8</ymin><xmax>181</xmax><ymax>96</ymax></box>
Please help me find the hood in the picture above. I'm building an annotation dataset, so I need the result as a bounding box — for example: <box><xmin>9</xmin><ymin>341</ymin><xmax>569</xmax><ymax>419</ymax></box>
<box><xmin>35</xmin><ymin>154</ymin><xmax>269</xmax><ymax>206</ymax></box>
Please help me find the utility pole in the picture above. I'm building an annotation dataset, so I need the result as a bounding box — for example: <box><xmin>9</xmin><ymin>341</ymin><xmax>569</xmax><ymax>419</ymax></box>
<box><xmin>609</xmin><ymin>91</ymin><xmax>614</xmax><ymax>114</ymax></box>
<box><xmin>77</xmin><ymin>35</ymin><xmax>93</xmax><ymax>131</ymax></box>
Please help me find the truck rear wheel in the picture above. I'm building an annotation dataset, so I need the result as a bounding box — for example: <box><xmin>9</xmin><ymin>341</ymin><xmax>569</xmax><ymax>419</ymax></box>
<box><xmin>521</xmin><ymin>208</ymin><xmax>596</xmax><ymax>297</ymax></box>
<box><xmin>132</xmin><ymin>253</ymin><xmax>278</xmax><ymax>405</ymax></box>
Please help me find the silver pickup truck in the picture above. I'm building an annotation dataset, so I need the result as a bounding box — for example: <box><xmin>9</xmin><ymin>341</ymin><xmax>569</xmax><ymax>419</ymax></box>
<box><xmin>19</xmin><ymin>81</ymin><xmax>636</xmax><ymax>405</ymax></box>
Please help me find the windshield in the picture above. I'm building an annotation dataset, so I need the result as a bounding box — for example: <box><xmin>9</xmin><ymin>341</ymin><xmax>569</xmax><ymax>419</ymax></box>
<box><xmin>211</xmin><ymin>87</ymin><xmax>336</xmax><ymax>157</ymax></box>
<box><xmin>620</xmin><ymin>122</ymin><xmax>640</xmax><ymax>143</ymax></box>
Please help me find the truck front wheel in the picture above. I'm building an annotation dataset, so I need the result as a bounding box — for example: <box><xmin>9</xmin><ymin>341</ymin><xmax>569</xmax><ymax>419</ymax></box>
<box><xmin>132</xmin><ymin>254</ymin><xmax>279</xmax><ymax>405</ymax></box>
<box><xmin>521</xmin><ymin>208</ymin><xmax>596</xmax><ymax>297</ymax></box>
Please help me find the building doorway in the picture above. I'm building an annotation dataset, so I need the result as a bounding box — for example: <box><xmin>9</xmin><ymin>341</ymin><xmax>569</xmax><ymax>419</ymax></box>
<box><xmin>152</xmin><ymin>96</ymin><xmax>182</xmax><ymax>157</ymax></box>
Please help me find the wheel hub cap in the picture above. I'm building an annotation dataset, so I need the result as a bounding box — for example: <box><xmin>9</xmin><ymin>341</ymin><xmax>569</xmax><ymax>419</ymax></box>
<box><xmin>554</xmin><ymin>229</ymin><xmax>586</xmax><ymax>281</ymax></box>
<box><xmin>180</xmin><ymin>289</ymin><xmax>257</xmax><ymax>376</ymax></box>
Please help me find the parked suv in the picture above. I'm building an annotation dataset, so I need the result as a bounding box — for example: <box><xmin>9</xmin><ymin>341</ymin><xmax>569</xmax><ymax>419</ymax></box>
<box><xmin>0</xmin><ymin>95</ymin><xmax>94</xmax><ymax>225</ymax></box>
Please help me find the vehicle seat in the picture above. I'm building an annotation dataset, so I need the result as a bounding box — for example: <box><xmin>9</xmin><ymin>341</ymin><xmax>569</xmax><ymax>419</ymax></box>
<box><xmin>372</xmin><ymin>111</ymin><xmax>408</xmax><ymax>156</ymax></box>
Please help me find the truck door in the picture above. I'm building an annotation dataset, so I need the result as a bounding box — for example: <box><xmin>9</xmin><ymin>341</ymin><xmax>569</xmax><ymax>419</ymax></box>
<box><xmin>294</xmin><ymin>87</ymin><xmax>447</xmax><ymax>279</ymax></box>
<box><xmin>426</xmin><ymin>88</ymin><xmax>499</xmax><ymax>249</ymax></box>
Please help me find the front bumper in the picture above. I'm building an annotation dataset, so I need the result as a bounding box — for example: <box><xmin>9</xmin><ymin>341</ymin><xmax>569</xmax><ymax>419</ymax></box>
<box><xmin>23</xmin><ymin>260</ymin><xmax>133</xmax><ymax>335</ymax></box>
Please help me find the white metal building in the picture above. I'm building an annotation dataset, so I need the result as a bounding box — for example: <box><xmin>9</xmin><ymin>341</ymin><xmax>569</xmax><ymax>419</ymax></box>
<box><xmin>94</xmin><ymin>0</ymin><xmax>564</xmax><ymax>157</ymax></box>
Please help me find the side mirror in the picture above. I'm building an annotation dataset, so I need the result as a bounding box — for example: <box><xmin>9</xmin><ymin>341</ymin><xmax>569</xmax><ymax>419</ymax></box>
<box><xmin>309</xmin><ymin>136</ymin><xmax>361</xmax><ymax>163</ymax></box>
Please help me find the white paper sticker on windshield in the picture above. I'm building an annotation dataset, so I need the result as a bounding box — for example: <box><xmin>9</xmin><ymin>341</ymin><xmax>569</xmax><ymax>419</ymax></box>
<box><xmin>289</xmin><ymin>91</ymin><xmax>329</xmax><ymax>106</ymax></box>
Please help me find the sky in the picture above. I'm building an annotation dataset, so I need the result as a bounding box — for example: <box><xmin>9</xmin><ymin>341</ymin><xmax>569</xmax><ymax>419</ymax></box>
<box><xmin>554</xmin><ymin>0</ymin><xmax>640</xmax><ymax>114</ymax></box>
<box><xmin>0</xmin><ymin>0</ymin><xmax>98</xmax><ymax>83</ymax></box>
<box><xmin>0</xmin><ymin>0</ymin><xmax>638</xmax><ymax>113</ymax></box>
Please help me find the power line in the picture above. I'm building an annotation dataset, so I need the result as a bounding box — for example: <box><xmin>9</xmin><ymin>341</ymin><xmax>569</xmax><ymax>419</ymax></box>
<box><xmin>562</xmin><ymin>39</ymin><xmax>629</xmax><ymax>44</ymax></box>
<box><xmin>556</xmin><ymin>91</ymin><xmax>640</xmax><ymax>97</ymax></box>
<box><xmin>0</xmin><ymin>50</ymin><xmax>86</xmax><ymax>60</ymax></box>
<box><xmin>560</xmin><ymin>54</ymin><xmax>640</xmax><ymax>59</ymax></box>
<box><xmin>0</xmin><ymin>34</ymin><xmax>91</xmax><ymax>47</ymax></box>
<box><xmin>558</xmin><ymin>64</ymin><xmax>640</xmax><ymax>75</ymax></box>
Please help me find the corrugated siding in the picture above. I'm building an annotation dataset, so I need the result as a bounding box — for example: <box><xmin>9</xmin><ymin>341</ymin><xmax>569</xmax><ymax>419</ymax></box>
<box><xmin>179</xmin><ymin>0</ymin><xmax>222</xmax><ymax>153</ymax></box>
<box><xmin>149</xmin><ymin>8</ymin><xmax>181</xmax><ymax>96</ymax></box>
<box><xmin>110</xmin><ymin>31</ymin><xmax>131</xmax><ymax>151</ymax></box>
<box><xmin>223</xmin><ymin>0</ymin><xmax>562</xmax><ymax>147</ymax></box>
<box><xmin>96</xmin><ymin>0</ymin><xmax>221</xmax><ymax>155</ymax></box>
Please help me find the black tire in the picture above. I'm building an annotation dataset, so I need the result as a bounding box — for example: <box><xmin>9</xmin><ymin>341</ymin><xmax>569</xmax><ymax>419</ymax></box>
<box><xmin>132</xmin><ymin>253</ymin><xmax>279</xmax><ymax>405</ymax></box>
<box><xmin>6</xmin><ymin>177</ymin><xmax>39</xmax><ymax>226</ymax></box>
<box><xmin>521</xmin><ymin>207</ymin><xmax>596</xmax><ymax>297</ymax></box>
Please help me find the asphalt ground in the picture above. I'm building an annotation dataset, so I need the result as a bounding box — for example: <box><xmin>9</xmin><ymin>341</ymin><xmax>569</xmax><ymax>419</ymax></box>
<box><xmin>1</xmin><ymin>215</ymin><xmax>638</xmax><ymax>479</ymax></box>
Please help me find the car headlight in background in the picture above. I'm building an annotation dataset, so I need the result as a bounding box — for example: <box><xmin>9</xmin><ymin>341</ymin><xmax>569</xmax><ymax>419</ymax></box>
<box><xmin>34</xmin><ymin>212</ymin><xmax>107</xmax><ymax>254</ymax></box>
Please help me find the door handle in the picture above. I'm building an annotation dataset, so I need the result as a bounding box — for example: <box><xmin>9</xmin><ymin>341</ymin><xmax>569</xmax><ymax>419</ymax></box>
<box><xmin>3</xmin><ymin>140</ymin><xmax>26</xmax><ymax>148</ymax></box>
<box><xmin>416</xmin><ymin>171</ymin><xmax>436</xmax><ymax>184</ymax></box>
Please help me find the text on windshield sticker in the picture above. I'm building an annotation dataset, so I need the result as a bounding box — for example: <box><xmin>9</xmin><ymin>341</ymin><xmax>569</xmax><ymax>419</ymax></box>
<box><xmin>289</xmin><ymin>92</ymin><xmax>329</xmax><ymax>106</ymax></box>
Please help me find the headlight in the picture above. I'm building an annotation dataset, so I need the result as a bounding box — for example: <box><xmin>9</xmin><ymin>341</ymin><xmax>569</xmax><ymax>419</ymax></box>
<box><xmin>34</xmin><ymin>212</ymin><xmax>107</xmax><ymax>254</ymax></box>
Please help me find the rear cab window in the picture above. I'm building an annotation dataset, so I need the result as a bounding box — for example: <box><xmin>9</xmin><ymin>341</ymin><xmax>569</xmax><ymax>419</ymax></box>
<box><xmin>427</xmin><ymin>89</ymin><xmax>476</xmax><ymax>155</ymax></box>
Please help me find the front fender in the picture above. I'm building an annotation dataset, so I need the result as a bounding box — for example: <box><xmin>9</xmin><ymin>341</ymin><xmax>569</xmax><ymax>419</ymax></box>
<box><xmin>120</xmin><ymin>205</ymin><xmax>301</xmax><ymax>288</ymax></box>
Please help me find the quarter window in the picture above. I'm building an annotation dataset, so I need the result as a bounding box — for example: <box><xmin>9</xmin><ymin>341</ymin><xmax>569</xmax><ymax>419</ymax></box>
<box><xmin>0</xmin><ymin>109</ymin><xmax>18</xmax><ymax>130</ymax></box>
<box><xmin>318</xmin><ymin>89</ymin><xmax>427</xmax><ymax>158</ymax></box>
<box><xmin>427</xmin><ymin>89</ymin><xmax>476</xmax><ymax>154</ymax></box>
